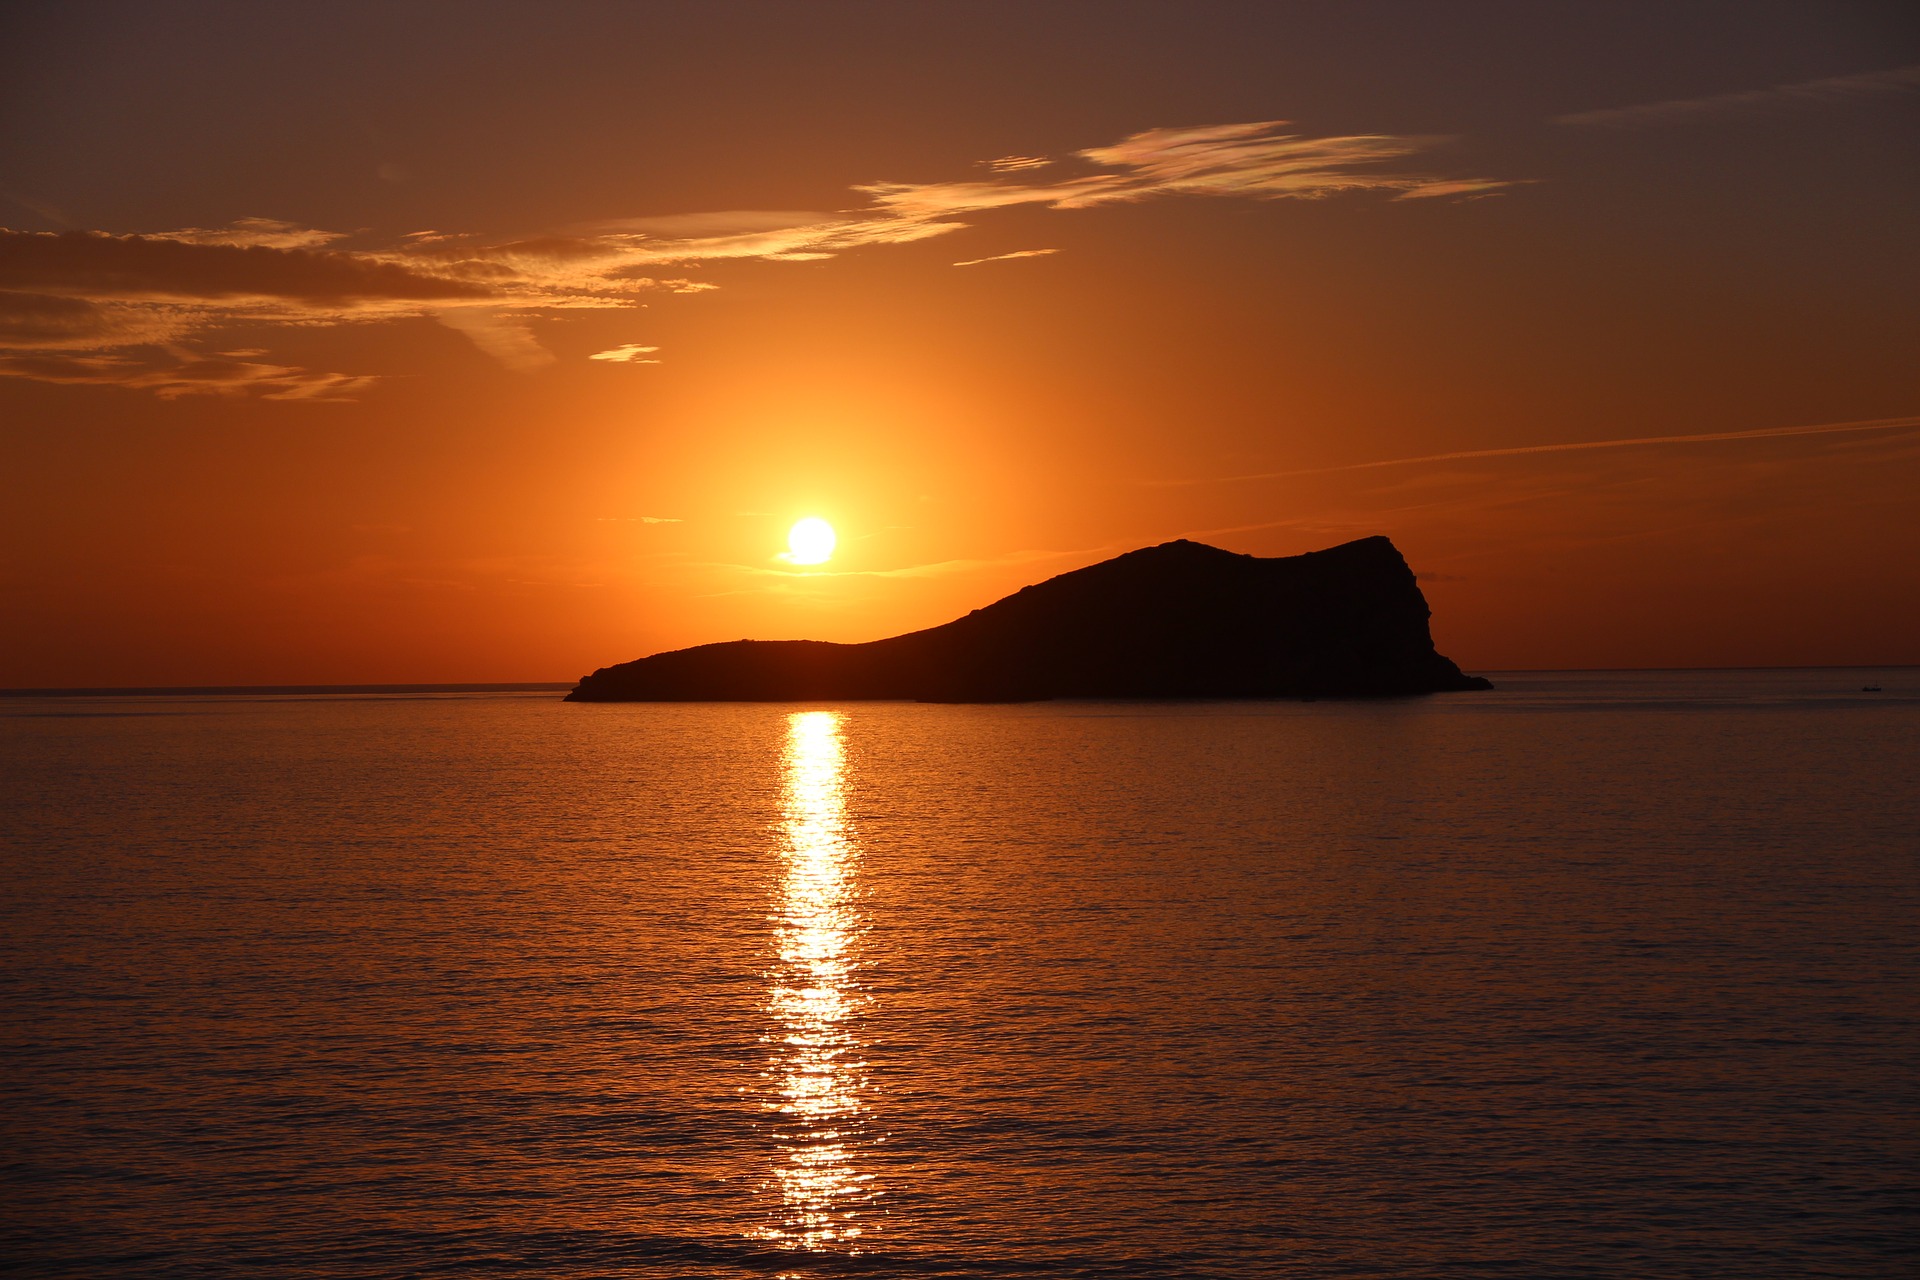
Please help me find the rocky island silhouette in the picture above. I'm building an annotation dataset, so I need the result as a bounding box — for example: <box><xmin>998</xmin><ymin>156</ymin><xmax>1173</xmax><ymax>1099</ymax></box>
<box><xmin>567</xmin><ymin>535</ymin><xmax>1491</xmax><ymax>702</ymax></box>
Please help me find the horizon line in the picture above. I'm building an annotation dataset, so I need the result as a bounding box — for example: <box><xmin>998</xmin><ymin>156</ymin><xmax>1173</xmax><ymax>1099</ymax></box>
<box><xmin>0</xmin><ymin>682</ymin><xmax>576</xmax><ymax>698</ymax></box>
<box><xmin>2</xmin><ymin>667</ymin><xmax>1912</xmax><ymax>697</ymax></box>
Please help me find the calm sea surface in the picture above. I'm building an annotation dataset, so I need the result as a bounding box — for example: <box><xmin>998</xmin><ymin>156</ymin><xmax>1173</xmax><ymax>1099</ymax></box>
<box><xmin>2</xmin><ymin>671</ymin><xmax>1915</xmax><ymax>1278</ymax></box>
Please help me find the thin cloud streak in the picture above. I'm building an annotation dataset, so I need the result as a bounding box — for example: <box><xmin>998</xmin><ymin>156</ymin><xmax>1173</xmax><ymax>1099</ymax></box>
<box><xmin>147</xmin><ymin>218</ymin><xmax>350</xmax><ymax>250</ymax></box>
<box><xmin>0</xmin><ymin>229</ymin><xmax>489</xmax><ymax>302</ymax></box>
<box><xmin>953</xmin><ymin>249</ymin><xmax>1059</xmax><ymax>267</ymax></box>
<box><xmin>1159</xmin><ymin>416</ymin><xmax>1920</xmax><ymax>487</ymax></box>
<box><xmin>1555</xmin><ymin>63</ymin><xmax>1920</xmax><ymax>127</ymax></box>
<box><xmin>0</xmin><ymin>350</ymin><xmax>374</xmax><ymax>400</ymax></box>
<box><xmin>589</xmin><ymin>343</ymin><xmax>662</xmax><ymax>363</ymax></box>
<box><xmin>722</xmin><ymin>546</ymin><xmax>1081</xmax><ymax>581</ymax></box>
<box><xmin>860</xmin><ymin>121</ymin><xmax>1510</xmax><ymax>217</ymax></box>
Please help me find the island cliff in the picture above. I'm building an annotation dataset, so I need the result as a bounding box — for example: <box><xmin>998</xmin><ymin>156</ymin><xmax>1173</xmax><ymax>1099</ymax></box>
<box><xmin>566</xmin><ymin>535</ymin><xmax>1491</xmax><ymax>702</ymax></box>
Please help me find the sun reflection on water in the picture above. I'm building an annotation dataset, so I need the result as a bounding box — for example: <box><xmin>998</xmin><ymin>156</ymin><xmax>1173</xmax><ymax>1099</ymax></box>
<box><xmin>762</xmin><ymin>710</ymin><xmax>875</xmax><ymax>1248</ymax></box>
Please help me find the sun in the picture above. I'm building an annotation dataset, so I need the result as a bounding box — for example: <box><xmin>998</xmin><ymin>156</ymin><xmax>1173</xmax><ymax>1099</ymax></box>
<box><xmin>786</xmin><ymin>517</ymin><xmax>836</xmax><ymax>566</ymax></box>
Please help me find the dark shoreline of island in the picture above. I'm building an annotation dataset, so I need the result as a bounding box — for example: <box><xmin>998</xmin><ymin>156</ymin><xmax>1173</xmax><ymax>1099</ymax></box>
<box><xmin>567</xmin><ymin>536</ymin><xmax>1492</xmax><ymax>703</ymax></box>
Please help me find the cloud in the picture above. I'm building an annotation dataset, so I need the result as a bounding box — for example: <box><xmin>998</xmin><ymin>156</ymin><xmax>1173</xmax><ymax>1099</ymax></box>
<box><xmin>0</xmin><ymin>292</ymin><xmax>193</xmax><ymax>349</ymax></box>
<box><xmin>1554</xmin><ymin>63</ymin><xmax>1920</xmax><ymax>128</ymax></box>
<box><xmin>953</xmin><ymin>248</ymin><xmax>1059</xmax><ymax>267</ymax></box>
<box><xmin>1158</xmin><ymin>415</ymin><xmax>1920</xmax><ymax>487</ymax></box>
<box><xmin>556</xmin><ymin>212</ymin><xmax>967</xmax><ymax>265</ymax></box>
<box><xmin>0</xmin><ymin>226</ymin><xmax>612</xmax><ymax>379</ymax></box>
<box><xmin>0</xmin><ymin>229</ymin><xmax>491</xmax><ymax>303</ymax></box>
<box><xmin>0</xmin><ymin>119</ymin><xmax>1512</xmax><ymax>397</ymax></box>
<box><xmin>0</xmin><ymin>350</ymin><xmax>373</xmax><ymax>400</ymax></box>
<box><xmin>145</xmin><ymin>217</ymin><xmax>349</xmax><ymax>250</ymax></box>
<box><xmin>588</xmin><ymin>343</ymin><xmax>662</xmax><ymax>363</ymax></box>
<box><xmin>860</xmin><ymin>121</ymin><xmax>1512</xmax><ymax>218</ymax></box>
<box><xmin>0</xmin><ymin>224</ymin><xmax>698</xmax><ymax>364</ymax></box>
<box><xmin>434</xmin><ymin>308</ymin><xmax>555</xmax><ymax>372</ymax></box>
<box><xmin>1077</xmin><ymin>122</ymin><xmax>1502</xmax><ymax>202</ymax></box>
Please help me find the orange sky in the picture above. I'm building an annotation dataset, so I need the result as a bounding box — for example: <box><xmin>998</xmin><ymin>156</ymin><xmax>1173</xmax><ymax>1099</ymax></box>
<box><xmin>2</xmin><ymin>2</ymin><xmax>1916</xmax><ymax>685</ymax></box>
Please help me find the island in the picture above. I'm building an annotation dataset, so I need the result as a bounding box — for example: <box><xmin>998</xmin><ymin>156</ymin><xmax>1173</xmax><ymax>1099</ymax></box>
<box><xmin>566</xmin><ymin>535</ymin><xmax>1492</xmax><ymax>702</ymax></box>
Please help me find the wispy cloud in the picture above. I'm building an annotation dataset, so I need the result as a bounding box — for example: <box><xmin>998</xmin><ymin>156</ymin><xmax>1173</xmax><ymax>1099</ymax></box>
<box><xmin>146</xmin><ymin>217</ymin><xmax>350</xmax><ymax>250</ymax></box>
<box><xmin>1081</xmin><ymin>121</ymin><xmax>1503</xmax><ymax>202</ymax></box>
<box><xmin>434</xmin><ymin>308</ymin><xmax>556</xmax><ymax>373</ymax></box>
<box><xmin>0</xmin><ymin>228</ymin><xmax>488</xmax><ymax>303</ymax></box>
<box><xmin>1158</xmin><ymin>416</ymin><xmax>1920</xmax><ymax>487</ymax></box>
<box><xmin>953</xmin><ymin>248</ymin><xmax>1059</xmax><ymax>267</ymax></box>
<box><xmin>588</xmin><ymin>343</ymin><xmax>662</xmax><ymax>363</ymax></box>
<box><xmin>0</xmin><ymin>118</ymin><xmax>1512</xmax><ymax>399</ymax></box>
<box><xmin>859</xmin><ymin>121</ymin><xmax>1509</xmax><ymax>219</ymax></box>
<box><xmin>1555</xmin><ymin>63</ymin><xmax>1920</xmax><ymax>128</ymax></box>
<box><xmin>0</xmin><ymin>350</ymin><xmax>374</xmax><ymax>400</ymax></box>
<box><xmin>0</xmin><ymin>224</ymin><xmax>685</xmax><ymax>393</ymax></box>
<box><xmin>0</xmin><ymin>290</ymin><xmax>190</xmax><ymax>350</ymax></box>
<box><xmin>0</xmin><ymin>226</ymin><xmax>500</xmax><ymax>394</ymax></box>
<box><xmin>560</xmin><ymin>210</ymin><xmax>964</xmax><ymax>264</ymax></box>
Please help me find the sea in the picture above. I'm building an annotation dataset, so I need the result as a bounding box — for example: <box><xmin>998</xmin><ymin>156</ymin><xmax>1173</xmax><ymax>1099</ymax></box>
<box><xmin>1</xmin><ymin>670</ymin><xmax>1914</xmax><ymax>1278</ymax></box>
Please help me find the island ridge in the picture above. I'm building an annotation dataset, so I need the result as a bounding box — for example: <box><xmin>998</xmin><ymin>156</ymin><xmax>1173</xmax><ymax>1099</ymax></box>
<box><xmin>566</xmin><ymin>536</ymin><xmax>1491</xmax><ymax>702</ymax></box>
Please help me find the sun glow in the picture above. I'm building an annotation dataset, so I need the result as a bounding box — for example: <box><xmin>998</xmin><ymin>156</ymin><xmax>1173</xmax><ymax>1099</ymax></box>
<box><xmin>787</xmin><ymin>517</ymin><xmax>837</xmax><ymax>565</ymax></box>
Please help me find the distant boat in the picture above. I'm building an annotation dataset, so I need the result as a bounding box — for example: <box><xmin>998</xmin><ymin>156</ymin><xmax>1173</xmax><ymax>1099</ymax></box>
<box><xmin>1862</xmin><ymin>685</ymin><xmax>1883</xmax><ymax>692</ymax></box>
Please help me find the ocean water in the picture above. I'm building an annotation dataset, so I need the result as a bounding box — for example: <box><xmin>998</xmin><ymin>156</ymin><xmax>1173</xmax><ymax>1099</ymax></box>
<box><xmin>1</xmin><ymin>671</ymin><xmax>1914</xmax><ymax>1278</ymax></box>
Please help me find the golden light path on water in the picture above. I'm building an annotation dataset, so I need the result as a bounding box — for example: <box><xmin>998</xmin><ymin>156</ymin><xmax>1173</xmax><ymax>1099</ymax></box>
<box><xmin>762</xmin><ymin>710</ymin><xmax>876</xmax><ymax>1249</ymax></box>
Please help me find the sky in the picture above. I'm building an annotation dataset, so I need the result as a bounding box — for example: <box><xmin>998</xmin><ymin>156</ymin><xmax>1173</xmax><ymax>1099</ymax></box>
<box><xmin>2</xmin><ymin>0</ymin><xmax>1916</xmax><ymax>685</ymax></box>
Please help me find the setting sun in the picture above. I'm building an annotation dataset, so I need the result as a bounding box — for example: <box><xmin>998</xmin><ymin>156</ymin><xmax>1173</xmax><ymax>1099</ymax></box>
<box><xmin>786</xmin><ymin>518</ymin><xmax>837</xmax><ymax>566</ymax></box>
